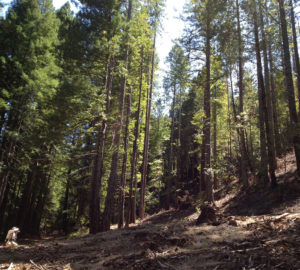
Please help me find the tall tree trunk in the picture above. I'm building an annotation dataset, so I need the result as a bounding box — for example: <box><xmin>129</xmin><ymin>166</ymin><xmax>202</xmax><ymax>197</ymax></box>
<box><xmin>139</xmin><ymin>30</ymin><xmax>156</xmax><ymax>219</ymax></box>
<box><xmin>78</xmin><ymin>137</ymin><xmax>93</xmax><ymax>221</ymax></box>
<box><xmin>118</xmin><ymin>85</ymin><xmax>132</xmax><ymax>228</ymax></box>
<box><xmin>212</xmin><ymin>87</ymin><xmax>217</xmax><ymax>189</ymax></box>
<box><xmin>258</xmin><ymin>1</ymin><xmax>277</xmax><ymax>187</ymax></box>
<box><xmin>101</xmin><ymin>0</ymin><xmax>132</xmax><ymax>231</ymax></box>
<box><xmin>167</xmin><ymin>86</ymin><xmax>176</xmax><ymax>209</ymax></box>
<box><xmin>176</xmin><ymin>87</ymin><xmax>182</xmax><ymax>203</ymax></box>
<box><xmin>278</xmin><ymin>0</ymin><xmax>300</xmax><ymax>176</ymax></box>
<box><xmin>229</xmin><ymin>67</ymin><xmax>240</xmax><ymax>166</ymax></box>
<box><xmin>0</xmin><ymin>115</ymin><xmax>24</xmax><ymax>208</ymax></box>
<box><xmin>32</xmin><ymin>169</ymin><xmax>52</xmax><ymax>236</ymax></box>
<box><xmin>268</xmin><ymin>40</ymin><xmax>282</xmax><ymax>156</ymax></box>
<box><xmin>290</xmin><ymin>0</ymin><xmax>300</xmax><ymax>110</ymax></box>
<box><xmin>62</xmin><ymin>169</ymin><xmax>71</xmax><ymax>235</ymax></box>
<box><xmin>230</xmin><ymin>68</ymin><xmax>238</xmax><ymax>124</ymax></box>
<box><xmin>227</xmin><ymin>79</ymin><xmax>232</xmax><ymax>159</ymax></box>
<box><xmin>18</xmin><ymin>162</ymin><xmax>37</xmax><ymax>230</ymax></box>
<box><xmin>89</xmin><ymin>55</ymin><xmax>114</xmax><ymax>234</ymax></box>
<box><xmin>101</xmin><ymin>75</ymin><xmax>125</xmax><ymax>231</ymax></box>
<box><xmin>253</xmin><ymin>2</ymin><xmax>271</xmax><ymax>184</ymax></box>
<box><xmin>203</xmin><ymin>20</ymin><xmax>214</xmax><ymax>203</ymax></box>
<box><xmin>0</xmin><ymin>179</ymin><xmax>9</xmax><ymax>232</ymax></box>
<box><xmin>0</xmin><ymin>109</ymin><xmax>6</xmax><ymax>138</ymax></box>
<box><xmin>199</xmin><ymin>137</ymin><xmax>206</xmax><ymax>192</ymax></box>
<box><xmin>236</xmin><ymin>0</ymin><xmax>248</xmax><ymax>187</ymax></box>
<box><xmin>127</xmin><ymin>48</ymin><xmax>144</xmax><ymax>226</ymax></box>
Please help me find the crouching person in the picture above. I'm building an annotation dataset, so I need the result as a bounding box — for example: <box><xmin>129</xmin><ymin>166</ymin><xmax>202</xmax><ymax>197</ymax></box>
<box><xmin>5</xmin><ymin>227</ymin><xmax>20</xmax><ymax>246</ymax></box>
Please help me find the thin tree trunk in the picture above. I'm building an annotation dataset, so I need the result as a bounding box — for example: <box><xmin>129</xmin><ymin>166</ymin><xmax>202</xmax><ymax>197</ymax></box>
<box><xmin>227</xmin><ymin>79</ymin><xmax>232</xmax><ymax>159</ymax></box>
<box><xmin>89</xmin><ymin>55</ymin><xmax>114</xmax><ymax>234</ymax></box>
<box><xmin>0</xmin><ymin>109</ymin><xmax>6</xmax><ymax>138</ymax></box>
<box><xmin>203</xmin><ymin>19</ymin><xmax>214</xmax><ymax>203</ymax></box>
<box><xmin>230</xmin><ymin>68</ymin><xmax>238</xmax><ymax>124</ymax></box>
<box><xmin>126</xmin><ymin>48</ymin><xmax>144</xmax><ymax>226</ymax></box>
<box><xmin>176</xmin><ymin>87</ymin><xmax>182</xmax><ymax>203</ymax></box>
<box><xmin>0</xmin><ymin>179</ymin><xmax>9</xmax><ymax>231</ymax></box>
<box><xmin>278</xmin><ymin>0</ymin><xmax>300</xmax><ymax>176</ymax></box>
<box><xmin>268</xmin><ymin>40</ymin><xmax>282</xmax><ymax>156</ymax></box>
<box><xmin>249</xmin><ymin>122</ymin><xmax>254</xmax><ymax>164</ymax></box>
<box><xmin>101</xmin><ymin>0</ymin><xmax>132</xmax><ymax>231</ymax></box>
<box><xmin>253</xmin><ymin>2</ymin><xmax>271</xmax><ymax>184</ymax></box>
<box><xmin>118</xmin><ymin>84</ymin><xmax>132</xmax><ymax>228</ymax></box>
<box><xmin>62</xmin><ymin>169</ymin><xmax>71</xmax><ymax>235</ymax></box>
<box><xmin>212</xmin><ymin>87</ymin><xmax>217</xmax><ymax>189</ymax></box>
<box><xmin>78</xmin><ymin>137</ymin><xmax>92</xmax><ymax>221</ymax></box>
<box><xmin>229</xmin><ymin>67</ymin><xmax>240</xmax><ymax>165</ymax></box>
<box><xmin>236</xmin><ymin>0</ymin><xmax>248</xmax><ymax>187</ymax></box>
<box><xmin>290</xmin><ymin>0</ymin><xmax>300</xmax><ymax>110</ymax></box>
<box><xmin>0</xmin><ymin>115</ymin><xmax>24</xmax><ymax>207</ymax></box>
<box><xmin>167</xmin><ymin>86</ymin><xmax>176</xmax><ymax>209</ymax></box>
<box><xmin>139</xmin><ymin>30</ymin><xmax>156</xmax><ymax>219</ymax></box>
<box><xmin>259</xmin><ymin>1</ymin><xmax>277</xmax><ymax>187</ymax></box>
<box><xmin>199</xmin><ymin>136</ymin><xmax>206</xmax><ymax>192</ymax></box>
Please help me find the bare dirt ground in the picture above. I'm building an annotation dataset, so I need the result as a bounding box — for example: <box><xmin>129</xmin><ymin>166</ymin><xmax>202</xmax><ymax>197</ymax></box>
<box><xmin>1</xmin><ymin>153</ymin><xmax>300</xmax><ymax>270</ymax></box>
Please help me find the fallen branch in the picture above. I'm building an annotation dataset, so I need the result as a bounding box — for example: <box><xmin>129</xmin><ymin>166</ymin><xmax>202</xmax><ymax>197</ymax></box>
<box><xmin>7</xmin><ymin>263</ymin><xmax>14</xmax><ymax>270</ymax></box>
<box><xmin>272</xmin><ymin>213</ymin><xmax>289</xmax><ymax>220</ymax></box>
<box><xmin>30</xmin><ymin>260</ymin><xmax>46</xmax><ymax>270</ymax></box>
<box><xmin>234</xmin><ymin>246</ymin><xmax>262</xmax><ymax>253</ymax></box>
<box><xmin>157</xmin><ymin>260</ymin><xmax>178</xmax><ymax>270</ymax></box>
<box><xmin>274</xmin><ymin>262</ymin><xmax>285</xmax><ymax>268</ymax></box>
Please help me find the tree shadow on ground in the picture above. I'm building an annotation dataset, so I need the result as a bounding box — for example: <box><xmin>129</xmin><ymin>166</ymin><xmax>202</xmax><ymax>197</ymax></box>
<box><xmin>140</xmin><ymin>207</ymin><xmax>197</xmax><ymax>225</ymax></box>
<box><xmin>223</xmin><ymin>170</ymin><xmax>300</xmax><ymax>216</ymax></box>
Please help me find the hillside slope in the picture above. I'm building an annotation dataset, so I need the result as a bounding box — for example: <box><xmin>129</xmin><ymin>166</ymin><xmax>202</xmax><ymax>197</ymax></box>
<box><xmin>0</xmin><ymin>153</ymin><xmax>299</xmax><ymax>270</ymax></box>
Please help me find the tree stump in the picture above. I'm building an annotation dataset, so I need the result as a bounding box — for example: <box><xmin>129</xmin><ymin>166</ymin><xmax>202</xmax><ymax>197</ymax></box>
<box><xmin>196</xmin><ymin>205</ymin><xmax>219</xmax><ymax>225</ymax></box>
<box><xmin>177</xmin><ymin>191</ymin><xmax>192</xmax><ymax>210</ymax></box>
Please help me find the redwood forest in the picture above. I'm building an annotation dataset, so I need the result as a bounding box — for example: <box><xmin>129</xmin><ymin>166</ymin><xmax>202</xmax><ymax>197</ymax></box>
<box><xmin>0</xmin><ymin>0</ymin><xmax>300</xmax><ymax>269</ymax></box>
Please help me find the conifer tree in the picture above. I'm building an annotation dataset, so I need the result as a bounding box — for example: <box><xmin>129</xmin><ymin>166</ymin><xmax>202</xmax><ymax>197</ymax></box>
<box><xmin>0</xmin><ymin>0</ymin><xmax>60</xmax><ymax>209</ymax></box>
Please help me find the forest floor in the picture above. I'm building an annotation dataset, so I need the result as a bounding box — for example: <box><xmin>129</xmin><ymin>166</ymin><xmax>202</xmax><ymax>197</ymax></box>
<box><xmin>0</xmin><ymin>153</ymin><xmax>300</xmax><ymax>270</ymax></box>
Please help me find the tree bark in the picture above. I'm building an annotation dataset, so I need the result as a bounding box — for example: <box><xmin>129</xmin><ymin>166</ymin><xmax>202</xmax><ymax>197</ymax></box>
<box><xmin>62</xmin><ymin>169</ymin><xmax>71</xmax><ymax>235</ymax></box>
<box><xmin>203</xmin><ymin>19</ymin><xmax>214</xmax><ymax>203</ymax></box>
<box><xmin>227</xmin><ymin>79</ymin><xmax>232</xmax><ymax>159</ymax></box>
<box><xmin>101</xmin><ymin>0</ymin><xmax>132</xmax><ymax>231</ymax></box>
<box><xmin>268</xmin><ymin>38</ymin><xmax>282</xmax><ymax>156</ymax></box>
<box><xmin>0</xmin><ymin>114</ymin><xmax>24</xmax><ymax>208</ymax></box>
<box><xmin>176</xmin><ymin>86</ymin><xmax>182</xmax><ymax>202</ymax></box>
<box><xmin>258</xmin><ymin>1</ymin><xmax>277</xmax><ymax>187</ymax></box>
<box><xmin>118</xmin><ymin>84</ymin><xmax>132</xmax><ymax>228</ymax></box>
<box><xmin>32</xmin><ymin>169</ymin><xmax>52</xmax><ymax>236</ymax></box>
<box><xmin>253</xmin><ymin>2</ymin><xmax>270</xmax><ymax>184</ymax></box>
<box><xmin>126</xmin><ymin>48</ymin><xmax>144</xmax><ymax>227</ymax></box>
<box><xmin>212</xmin><ymin>87</ymin><xmax>217</xmax><ymax>189</ymax></box>
<box><xmin>18</xmin><ymin>162</ymin><xmax>37</xmax><ymax>230</ymax></box>
<box><xmin>236</xmin><ymin>0</ymin><xmax>248</xmax><ymax>187</ymax></box>
<box><xmin>290</xmin><ymin>0</ymin><xmax>300</xmax><ymax>111</ymax></box>
<box><xmin>89</xmin><ymin>55</ymin><xmax>114</xmax><ymax>234</ymax></box>
<box><xmin>278</xmin><ymin>0</ymin><xmax>300</xmax><ymax>176</ymax></box>
<box><xmin>167</xmin><ymin>86</ymin><xmax>176</xmax><ymax>209</ymax></box>
<box><xmin>139</xmin><ymin>30</ymin><xmax>156</xmax><ymax>219</ymax></box>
